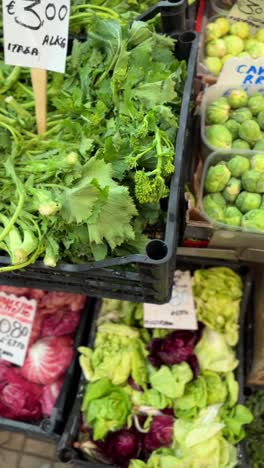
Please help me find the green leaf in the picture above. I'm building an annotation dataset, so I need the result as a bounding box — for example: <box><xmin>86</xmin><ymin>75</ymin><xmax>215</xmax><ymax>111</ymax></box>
<box><xmin>88</xmin><ymin>184</ymin><xmax>137</xmax><ymax>249</ymax></box>
<box><xmin>150</xmin><ymin>363</ymin><xmax>193</xmax><ymax>399</ymax></box>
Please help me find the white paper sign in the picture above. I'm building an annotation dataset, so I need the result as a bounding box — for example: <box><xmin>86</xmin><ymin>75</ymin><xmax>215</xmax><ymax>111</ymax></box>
<box><xmin>144</xmin><ymin>271</ymin><xmax>197</xmax><ymax>330</ymax></box>
<box><xmin>0</xmin><ymin>292</ymin><xmax>37</xmax><ymax>366</ymax></box>
<box><xmin>3</xmin><ymin>0</ymin><xmax>71</xmax><ymax>73</ymax></box>
<box><xmin>218</xmin><ymin>58</ymin><xmax>264</xmax><ymax>87</ymax></box>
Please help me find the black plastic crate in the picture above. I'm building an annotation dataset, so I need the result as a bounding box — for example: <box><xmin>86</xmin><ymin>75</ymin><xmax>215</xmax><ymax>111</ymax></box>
<box><xmin>0</xmin><ymin>297</ymin><xmax>96</xmax><ymax>439</ymax></box>
<box><xmin>0</xmin><ymin>5</ymin><xmax>199</xmax><ymax>305</ymax></box>
<box><xmin>57</xmin><ymin>260</ymin><xmax>253</xmax><ymax>467</ymax></box>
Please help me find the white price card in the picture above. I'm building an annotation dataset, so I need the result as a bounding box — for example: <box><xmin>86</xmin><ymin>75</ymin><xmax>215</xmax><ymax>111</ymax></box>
<box><xmin>0</xmin><ymin>293</ymin><xmax>37</xmax><ymax>366</ymax></box>
<box><xmin>144</xmin><ymin>270</ymin><xmax>197</xmax><ymax>330</ymax></box>
<box><xmin>2</xmin><ymin>0</ymin><xmax>71</xmax><ymax>73</ymax></box>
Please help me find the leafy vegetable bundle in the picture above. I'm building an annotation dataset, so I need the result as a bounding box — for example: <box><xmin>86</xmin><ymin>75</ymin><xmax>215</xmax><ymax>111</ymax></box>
<box><xmin>202</xmin><ymin>153</ymin><xmax>264</xmax><ymax>231</ymax></box>
<box><xmin>76</xmin><ymin>267</ymin><xmax>253</xmax><ymax>467</ymax></box>
<box><xmin>0</xmin><ymin>18</ymin><xmax>186</xmax><ymax>270</ymax></box>
<box><xmin>205</xmin><ymin>89</ymin><xmax>264</xmax><ymax>151</ymax></box>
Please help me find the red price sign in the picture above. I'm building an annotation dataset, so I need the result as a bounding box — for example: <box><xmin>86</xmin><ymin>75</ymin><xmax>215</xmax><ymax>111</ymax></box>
<box><xmin>0</xmin><ymin>292</ymin><xmax>37</xmax><ymax>366</ymax></box>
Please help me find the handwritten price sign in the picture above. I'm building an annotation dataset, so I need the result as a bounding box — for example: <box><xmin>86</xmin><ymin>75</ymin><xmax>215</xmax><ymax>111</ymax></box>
<box><xmin>144</xmin><ymin>271</ymin><xmax>197</xmax><ymax>330</ymax></box>
<box><xmin>0</xmin><ymin>293</ymin><xmax>37</xmax><ymax>366</ymax></box>
<box><xmin>2</xmin><ymin>0</ymin><xmax>71</xmax><ymax>72</ymax></box>
<box><xmin>228</xmin><ymin>0</ymin><xmax>264</xmax><ymax>33</ymax></box>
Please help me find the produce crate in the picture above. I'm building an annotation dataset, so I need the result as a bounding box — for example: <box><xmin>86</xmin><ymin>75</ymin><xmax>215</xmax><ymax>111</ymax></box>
<box><xmin>0</xmin><ymin>297</ymin><xmax>96</xmax><ymax>439</ymax></box>
<box><xmin>57</xmin><ymin>260</ymin><xmax>253</xmax><ymax>467</ymax></box>
<box><xmin>0</xmin><ymin>7</ymin><xmax>199</xmax><ymax>305</ymax></box>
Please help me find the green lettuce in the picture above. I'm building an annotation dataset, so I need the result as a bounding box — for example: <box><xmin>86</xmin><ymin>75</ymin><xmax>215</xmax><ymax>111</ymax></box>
<box><xmin>79</xmin><ymin>322</ymin><xmax>148</xmax><ymax>387</ymax></box>
<box><xmin>150</xmin><ymin>363</ymin><xmax>193</xmax><ymax>399</ymax></box>
<box><xmin>174</xmin><ymin>376</ymin><xmax>208</xmax><ymax>419</ymax></box>
<box><xmin>82</xmin><ymin>378</ymin><xmax>132</xmax><ymax>440</ymax></box>
<box><xmin>130</xmin><ymin>406</ymin><xmax>237</xmax><ymax>467</ymax></box>
<box><xmin>194</xmin><ymin>328</ymin><xmax>238</xmax><ymax>373</ymax></box>
<box><xmin>220</xmin><ymin>404</ymin><xmax>253</xmax><ymax>444</ymax></box>
<box><xmin>132</xmin><ymin>388</ymin><xmax>172</xmax><ymax>410</ymax></box>
<box><xmin>193</xmin><ymin>267</ymin><xmax>243</xmax><ymax>345</ymax></box>
<box><xmin>203</xmin><ymin>371</ymin><xmax>228</xmax><ymax>406</ymax></box>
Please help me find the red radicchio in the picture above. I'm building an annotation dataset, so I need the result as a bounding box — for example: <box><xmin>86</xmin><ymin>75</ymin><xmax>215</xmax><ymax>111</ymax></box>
<box><xmin>147</xmin><ymin>329</ymin><xmax>202</xmax><ymax>376</ymax></box>
<box><xmin>21</xmin><ymin>336</ymin><xmax>74</xmax><ymax>385</ymax></box>
<box><xmin>144</xmin><ymin>415</ymin><xmax>174</xmax><ymax>452</ymax></box>
<box><xmin>41</xmin><ymin>379</ymin><xmax>64</xmax><ymax>417</ymax></box>
<box><xmin>0</xmin><ymin>368</ymin><xmax>42</xmax><ymax>421</ymax></box>
<box><xmin>38</xmin><ymin>292</ymin><xmax>86</xmax><ymax>315</ymax></box>
<box><xmin>41</xmin><ymin>310</ymin><xmax>81</xmax><ymax>338</ymax></box>
<box><xmin>96</xmin><ymin>428</ymin><xmax>142</xmax><ymax>468</ymax></box>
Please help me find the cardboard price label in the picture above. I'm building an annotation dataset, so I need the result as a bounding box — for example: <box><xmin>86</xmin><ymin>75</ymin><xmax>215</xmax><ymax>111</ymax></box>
<box><xmin>218</xmin><ymin>57</ymin><xmax>264</xmax><ymax>86</ymax></box>
<box><xmin>0</xmin><ymin>293</ymin><xmax>37</xmax><ymax>366</ymax></box>
<box><xmin>228</xmin><ymin>0</ymin><xmax>264</xmax><ymax>33</ymax></box>
<box><xmin>3</xmin><ymin>0</ymin><xmax>71</xmax><ymax>73</ymax></box>
<box><xmin>144</xmin><ymin>271</ymin><xmax>197</xmax><ymax>330</ymax></box>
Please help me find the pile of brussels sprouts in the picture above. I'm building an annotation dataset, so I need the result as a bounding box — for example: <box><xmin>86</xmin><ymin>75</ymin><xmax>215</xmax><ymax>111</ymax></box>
<box><xmin>202</xmin><ymin>153</ymin><xmax>264</xmax><ymax>231</ymax></box>
<box><xmin>204</xmin><ymin>17</ymin><xmax>264</xmax><ymax>76</ymax></box>
<box><xmin>205</xmin><ymin>89</ymin><xmax>264</xmax><ymax>151</ymax></box>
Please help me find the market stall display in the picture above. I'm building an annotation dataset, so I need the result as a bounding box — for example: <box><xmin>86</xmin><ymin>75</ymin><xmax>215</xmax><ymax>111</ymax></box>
<box><xmin>0</xmin><ymin>1</ymin><xmax>262</xmax><ymax>466</ymax></box>
<box><xmin>57</xmin><ymin>265</ymin><xmax>253</xmax><ymax>467</ymax></box>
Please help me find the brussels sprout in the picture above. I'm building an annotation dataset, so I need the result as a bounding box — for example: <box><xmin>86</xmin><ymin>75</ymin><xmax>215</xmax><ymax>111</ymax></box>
<box><xmin>231</xmin><ymin>107</ymin><xmax>252</xmax><ymax>124</ymax></box>
<box><xmin>206</xmin><ymin>125</ymin><xmax>232</xmax><ymax>149</ymax></box>
<box><xmin>248</xmin><ymin>94</ymin><xmax>264</xmax><ymax>115</ymax></box>
<box><xmin>224</xmin><ymin>206</ymin><xmax>242</xmax><ymax>226</ymax></box>
<box><xmin>223</xmin><ymin>177</ymin><xmax>241</xmax><ymax>202</ymax></box>
<box><xmin>260</xmin><ymin>195</ymin><xmax>264</xmax><ymax>209</ymax></box>
<box><xmin>222</xmin><ymin>54</ymin><xmax>234</xmax><ymax>65</ymax></box>
<box><xmin>245</xmin><ymin>38</ymin><xmax>256</xmax><ymax>49</ymax></box>
<box><xmin>246</xmin><ymin>40</ymin><xmax>264</xmax><ymax>59</ymax></box>
<box><xmin>227</xmin><ymin>155</ymin><xmax>250</xmax><ymax>177</ymax></box>
<box><xmin>224</xmin><ymin>35</ymin><xmax>244</xmax><ymax>55</ymax></box>
<box><xmin>238</xmin><ymin>51</ymin><xmax>250</xmax><ymax>58</ymax></box>
<box><xmin>235</xmin><ymin>191</ymin><xmax>261</xmax><ymax>213</ymax></box>
<box><xmin>203</xmin><ymin>193</ymin><xmax>226</xmax><ymax>222</ymax></box>
<box><xmin>239</xmin><ymin>120</ymin><xmax>262</xmax><ymax>145</ymax></box>
<box><xmin>257</xmin><ymin>111</ymin><xmax>264</xmax><ymax>131</ymax></box>
<box><xmin>204</xmin><ymin>57</ymin><xmax>223</xmax><ymax>76</ymax></box>
<box><xmin>206</xmin><ymin>39</ymin><xmax>226</xmax><ymax>58</ymax></box>
<box><xmin>215</xmin><ymin>17</ymin><xmax>230</xmax><ymax>36</ymax></box>
<box><xmin>232</xmin><ymin>139</ymin><xmax>251</xmax><ymax>150</ymax></box>
<box><xmin>217</xmin><ymin>97</ymin><xmax>229</xmax><ymax>105</ymax></box>
<box><xmin>204</xmin><ymin>164</ymin><xmax>231</xmax><ymax>193</ymax></box>
<box><xmin>251</xmin><ymin>154</ymin><xmax>264</xmax><ymax>172</ymax></box>
<box><xmin>206</xmin><ymin>100</ymin><xmax>230</xmax><ymax>125</ymax></box>
<box><xmin>241</xmin><ymin>170</ymin><xmax>264</xmax><ymax>193</ymax></box>
<box><xmin>256</xmin><ymin>28</ymin><xmax>264</xmax><ymax>43</ymax></box>
<box><xmin>242</xmin><ymin>209</ymin><xmax>264</xmax><ymax>230</ymax></box>
<box><xmin>205</xmin><ymin>22</ymin><xmax>222</xmax><ymax>42</ymax></box>
<box><xmin>254</xmin><ymin>139</ymin><xmax>264</xmax><ymax>151</ymax></box>
<box><xmin>228</xmin><ymin>89</ymin><xmax>248</xmax><ymax>109</ymax></box>
<box><xmin>230</xmin><ymin>22</ymin><xmax>249</xmax><ymax>40</ymax></box>
<box><xmin>225</xmin><ymin>120</ymin><xmax>240</xmax><ymax>139</ymax></box>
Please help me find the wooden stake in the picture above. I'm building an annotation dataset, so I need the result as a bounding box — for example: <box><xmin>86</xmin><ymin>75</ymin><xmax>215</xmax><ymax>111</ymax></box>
<box><xmin>31</xmin><ymin>68</ymin><xmax>47</xmax><ymax>135</ymax></box>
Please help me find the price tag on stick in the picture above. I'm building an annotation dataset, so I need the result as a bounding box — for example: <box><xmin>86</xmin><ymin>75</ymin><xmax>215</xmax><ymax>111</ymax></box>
<box><xmin>144</xmin><ymin>271</ymin><xmax>197</xmax><ymax>330</ymax></box>
<box><xmin>2</xmin><ymin>0</ymin><xmax>71</xmax><ymax>73</ymax></box>
<box><xmin>0</xmin><ymin>293</ymin><xmax>37</xmax><ymax>366</ymax></box>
